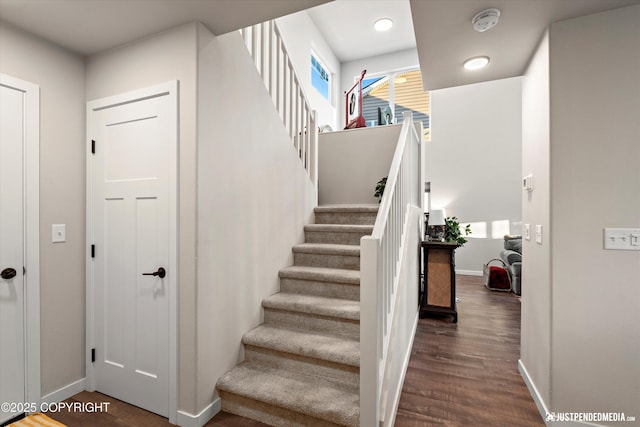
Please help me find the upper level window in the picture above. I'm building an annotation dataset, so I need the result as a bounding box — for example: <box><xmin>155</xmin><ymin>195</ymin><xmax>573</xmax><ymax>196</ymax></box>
<box><xmin>311</xmin><ymin>53</ymin><xmax>331</xmax><ymax>101</ymax></box>
<box><xmin>361</xmin><ymin>69</ymin><xmax>430</xmax><ymax>140</ymax></box>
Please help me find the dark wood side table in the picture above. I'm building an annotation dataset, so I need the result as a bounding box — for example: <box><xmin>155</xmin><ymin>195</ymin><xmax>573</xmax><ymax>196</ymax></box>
<box><xmin>420</xmin><ymin>241</ymin><xmax>458</xmax><ymax>322</ymax></box>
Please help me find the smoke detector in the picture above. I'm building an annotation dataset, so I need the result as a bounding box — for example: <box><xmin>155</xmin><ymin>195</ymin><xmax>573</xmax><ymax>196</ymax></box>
<box><xmin>472</xmin><ymin>8</ymin><xmax>501</xmax><ymax>32</ymax></box>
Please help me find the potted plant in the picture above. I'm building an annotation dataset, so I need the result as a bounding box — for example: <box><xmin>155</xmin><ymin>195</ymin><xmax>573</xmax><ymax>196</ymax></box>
<box><xmin>444</xmin><ymin>216</ymin><xmax>472</xmax><ymax>247</ymax></box>
<box><xmin>374</xmin><ymin>176</ymin><xmax>387</xmax><ymax>202</ymax></box>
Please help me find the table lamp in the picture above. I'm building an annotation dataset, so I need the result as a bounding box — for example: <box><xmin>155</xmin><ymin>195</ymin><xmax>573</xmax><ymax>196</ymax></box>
<box><xmin>427</xmin><ymin>209</ymin><xmax>446</xmax><ymax>241</ymax></box>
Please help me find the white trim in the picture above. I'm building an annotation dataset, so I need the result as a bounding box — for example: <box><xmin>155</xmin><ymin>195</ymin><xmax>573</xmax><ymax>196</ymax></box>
<box><xmin>40</xmin><ymin>378</ymin><xmax>86</xmax><ymax>405</ymax></box>
<box><xmin>86</xmin><ymin>81</ymin><xmax>179</xmax><ymax>424</ymax></box>
<box><xmin>520</xmin><ymin>362</ymin><xmax>608</xmax><ymax>427</ymax></box>
<box><xmin>387</xmin><ymin>311</ymin><xmax>419</xmax><ymax>427</ymax></box>
<box><xmin>176</xmin><ymin>398</ymin><xmax>220</xmax><ymax>427</ymax></box>
<box><xmin>456</xmin><ymin>269</ymin><xmax>482</xmax><ymax>276</ymax></box>
<box><xmin>519</xmin><ymin>359</ymin><xmax>552</xmax><ymax>426</ymax></box>
<box><xmin>0</xmin><ymin>73</ymin><xmax>41</xmax><ymax>408</ymax></box>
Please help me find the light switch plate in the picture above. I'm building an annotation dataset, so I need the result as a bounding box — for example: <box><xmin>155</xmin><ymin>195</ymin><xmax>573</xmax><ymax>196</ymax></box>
<box><xmin>524</xmin><ymin>224</ymin><xmax>530</xmax><ymax>240</ymax></box>
<box><xmin>604</xmin><ymin>228</ymin><xmax>640</xmax><ymax>251</ymax></box>
<box><xmin>535</xmin><ymin>225</ymin><xmax>542</xmax><ymax>244</ymax></box>
<box><xmin>52</xmin><ymin>224</ymin><xmax>66</xmax><ymax>243</ymax></box>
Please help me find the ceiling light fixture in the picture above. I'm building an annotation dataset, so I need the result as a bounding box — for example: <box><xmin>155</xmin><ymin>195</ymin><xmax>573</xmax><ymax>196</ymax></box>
<box><xmin>463</xmin><ymin>56</ymin><xmax>490</xmax><ymax>70</ymax></box>
<box><xmin>374</xmin><ymin>18</ymin><xmax>393</xmax><ymax>32</ymax></box>
<box><xmin>472</xmin><ymin>8</ymin><xmax>501</xmax><ymax>32</ymax></box>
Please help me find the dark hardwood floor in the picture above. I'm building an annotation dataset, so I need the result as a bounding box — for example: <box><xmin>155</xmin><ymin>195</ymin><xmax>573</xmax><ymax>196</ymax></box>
<box><xmin>45</xmin><ymin>275</ymin><xmax>542</xmax><ymax>426</ymax></box>
<box><xmin>395</xmin><ymin>275</ymin><xmax>543</xmax><ymax>427</ymax></box>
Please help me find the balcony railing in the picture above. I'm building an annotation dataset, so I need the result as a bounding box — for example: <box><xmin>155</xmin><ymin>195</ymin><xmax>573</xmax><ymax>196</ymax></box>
<box><xmin>240</xmin><ymin>21</ymin><xmax>318</xmax><ymax>183</ymax></box>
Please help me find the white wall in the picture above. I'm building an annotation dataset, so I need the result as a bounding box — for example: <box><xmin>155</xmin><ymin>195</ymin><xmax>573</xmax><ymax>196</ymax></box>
<box><xmin>429</xmin><ymin>77</ymin><xmax>522</xmax><ymax>274</ymax></box>
<box><xmin>0</xmin><ymin>23</ymin><xmax>86</xmax><ymax>397</ymax></box>
<box><xmin>521</xmin><ymin>6</ymin><xmax>640</xmax><ymax>423</ymax></box>
<box><xmin>548</xmin><ymin>5</ymin><xmax>640</xmax><ymax>418</ymax></box>
<box><xmin>86</xmin><ymin>23</ymin><xmax>200</xmax><ymax>415</ymax></box>
<box><xmin>196</xmin><ymin>25</ymin><xmax>317</xmax><ymax>411</ymax></box>
<box><xmin>520</xmin><ymin>31</ymin><xmax>552</xmax><ymax>412</ymax></box>
<box><xmin>318</xmin><ymin>125</ymin><xmax>401</xmax><ymax>205</ymax></box>
<box><xmin>340</xmin><ymin>49</ymin><xmax>420</xmax><ymax>129</ymax></box>
<box><xmin>276</xmin><ymin>11</ymin><xmax>340</xmax><ymax>131</ymax></box>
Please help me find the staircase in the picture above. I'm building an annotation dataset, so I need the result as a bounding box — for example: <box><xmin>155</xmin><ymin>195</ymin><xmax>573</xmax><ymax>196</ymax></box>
<box><xmin>216</xmin><ymin>205</ymin><xmax>379</xmax><ymax>426</ymax></box>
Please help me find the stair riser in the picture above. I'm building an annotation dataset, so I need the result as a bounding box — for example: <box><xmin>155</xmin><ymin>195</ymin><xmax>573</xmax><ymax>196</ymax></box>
<box><xmin>279</xmin><ymin>277</ymin><xmax>359</xmax><ymax>301</ymax></box>
<box><xmin>220</xmin><ymin>391</ymin><xmax>348</xmax><ymax>427</ymax></box>
<box><xmin>304</xmin><ymin>230</ymin><xmax>370</xmax><ymax>245</ymax></box>
<box><xmin>294</xmin><ymin>252</ymin><xmax>360</xmax><ymax>270</ymax></box>
<box><xmin>244</xmin><ymin>345</ymin><xmax>359</xmax><ymax>390</ymax></box>
<box><xmin>314</xmin><ymin>212</ymin><xmax>377</xmax><ymax>226</ymax></box>
<box><xmin>264</xmin><ymin>308</ymin><xmax>359</xmax><ymax>340</ymax></box>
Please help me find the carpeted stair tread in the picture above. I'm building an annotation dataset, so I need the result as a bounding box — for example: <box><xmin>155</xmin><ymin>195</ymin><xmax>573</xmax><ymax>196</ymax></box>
<box><xmin>304</xmin><ymin>224</ymin><xmax>374</xmax><ymax>233</ymax></box>
<box><xmin>217</xmin><ymin>362</ymin><xmax>359</xmax><ymax>427</ymax></box>
<box><xmin>279</xmin><ymin>266</ymin><xmax>360</xmax><ymax>285</ymax></box>
<box><xmin>243</xmin><ymin>325</ymin><xmax>360</xmax><ymax>367</ymax></box>
<box><xmin>292</xmin><ymin>243</ymin><xmax>360</xmax><ymax>256</ymax></box>
<box><xmin>315</xmin><ymin>205</ymin><xmax>379</xmax><ymax>213</ymax></box>
<box><xmin>263</xmin><ymin>293</ymin><xmax>360</xmax><ymax>321</ymax></box>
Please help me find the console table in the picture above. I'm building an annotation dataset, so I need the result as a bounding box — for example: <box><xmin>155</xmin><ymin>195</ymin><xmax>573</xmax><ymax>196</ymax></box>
<box><xmin>420</xmin><ymin>241</ymin><xmax>458</xmax><ymax>322</ymax></box>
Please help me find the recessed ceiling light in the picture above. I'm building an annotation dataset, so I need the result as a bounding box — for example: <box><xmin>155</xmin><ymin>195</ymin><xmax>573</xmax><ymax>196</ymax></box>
<box><xmin>395</xmin><ymin>77</ymin><xmax>407</xmax><ymax>84</ymax></box>
<box><xmin>463</xmin><ymin>56</ymin><xmax>490</xmax><ymax>70</ymax></box>
<box><xmin>374</xmin><ymin>18</ymin><xmax>393</xmax><ymax>32</ymax></box>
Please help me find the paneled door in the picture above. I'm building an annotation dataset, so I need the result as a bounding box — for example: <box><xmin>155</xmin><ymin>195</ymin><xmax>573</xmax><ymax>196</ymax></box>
<box><xmin>87</xmin><ymin>82</ymin><xmax>177</xmax><ymax>418</ymax></box>
<box><xmin>0</xmin><ymin>75</ymin><xmax>40</xmax><ymax>424</ymax></box>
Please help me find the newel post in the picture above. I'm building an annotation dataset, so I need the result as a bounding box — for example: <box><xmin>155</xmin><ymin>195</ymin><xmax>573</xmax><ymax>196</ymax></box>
<box><xmin>360</xmin><ymin>236</ymin><xmax>381</xmax><ymax>426</ymax></box>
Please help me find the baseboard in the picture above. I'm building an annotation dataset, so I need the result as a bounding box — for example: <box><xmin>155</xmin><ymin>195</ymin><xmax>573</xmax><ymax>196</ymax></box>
<box><xmin>518</xmin><ymin>360</ymin><xmax>552</xmax><ymax>426</ymax></box>
<box><xmin>176</xmin><ymin>398</ymin><xmax>220</xmax><ymax>427</ymax></box>
<box><xmin>456</xmin><ymin>269</ymin><xmax>482</xmax><ymax>276</ymax></box>
<box><xmin>386</xmin><ymin>311</ymin><xmax>419</xmax><ymax>427</ymax></box>
<box><xmin>41</xmin><ymin>378</ymin><xmax>86</xmax><ymax>404</ymax></box>
<box><xmin>517</xmin><ymin>366</ymin><xmax>609</xmax><ymax>427</ymax></box>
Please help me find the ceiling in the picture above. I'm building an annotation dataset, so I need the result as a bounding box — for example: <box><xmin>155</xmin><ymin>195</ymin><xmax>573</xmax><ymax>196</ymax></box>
<box><xmin>305</xmin><ymin>0</ymin><xmax>640</xmax><ymax>90</ymax></box>
<box><xmin>306</xmin><ymin>0</ymin><xmax>416</xmax><ymax>63</ymax></box>
<box><xmin>409</xmin><ymin>0</ymin><xmax>640</xmax><ymax>90</ymax></box>
<box><xmin>1</xmin><ymin>0</ymin><xmax>638</xmax><ymax>90</ymax></box>
<box><xmin>0</xmin><ymin>0</ymin><xmax>329</xmax><ymax>56</ymax></box>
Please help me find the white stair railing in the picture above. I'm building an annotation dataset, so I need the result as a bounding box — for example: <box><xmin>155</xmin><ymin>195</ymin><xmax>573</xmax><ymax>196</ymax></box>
<box><xmin>361</xmin><ymin>112</ymin><xmax>425</xmax><ymax>426</ymax></box>
<box><xmin>240</xmin><ymin>21</ymin><xmax>318</xmax><ymax>183</ymax></box>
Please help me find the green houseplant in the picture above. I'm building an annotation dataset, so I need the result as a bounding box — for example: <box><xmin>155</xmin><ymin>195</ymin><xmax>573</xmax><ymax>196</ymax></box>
<box><xmin>444</xmin><ymin>216</ymin><xmax>472</xmax><ymax>247</ymax></box>
<box><xmin>374</xmin><ymin>176</ymin><xmax>387</xmax><ymax>202</ymax></box>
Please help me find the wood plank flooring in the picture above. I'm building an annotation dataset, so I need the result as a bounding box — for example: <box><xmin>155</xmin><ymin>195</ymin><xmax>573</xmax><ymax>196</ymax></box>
<box><xmin>44</xmin><ymin>275</ymin><xmax>542</xmax><ymax>426</ymax></box>
<box><xmin>395</xmin><ymin>275</ymin><xmax>543</xmax><ymax>427</ymax></box>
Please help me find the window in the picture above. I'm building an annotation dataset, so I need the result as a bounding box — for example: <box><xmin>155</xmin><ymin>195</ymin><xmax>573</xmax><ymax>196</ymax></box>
<box><xmin>361</xmin><ymin>69</ymin><xmax>430</xmax><ymax>140</ymax></box>
<box><xmin>311</xmin><ymin>53</ymin><xmax>331</xmax><ymax>101</ymax></box>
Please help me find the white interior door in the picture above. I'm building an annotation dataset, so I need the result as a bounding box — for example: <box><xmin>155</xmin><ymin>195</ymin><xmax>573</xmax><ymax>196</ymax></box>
<box><xmin>0</xmin><ymin>73</ymin><xmax>39</xmax><ymax>424</ymax></box>
<box><xmin>88</xmin><ymin>82</ymin><xmax>177</xmax><ymax>418</ymax></box>
<box><xmin>0</xmin><ymin>79</ymin><xmax>26</xmax><ymax>425</ymax></box>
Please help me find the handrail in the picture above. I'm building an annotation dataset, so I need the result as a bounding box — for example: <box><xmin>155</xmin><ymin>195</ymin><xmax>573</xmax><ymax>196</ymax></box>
<box><xmin>239</xmin><ymin>21</ymin><xmax>318</xmax><ymax>183</ymax></box>
<box><xmin>361</xmin><ymin>111</ymin><xmax>424</xmax><ymax>426</ymax></box>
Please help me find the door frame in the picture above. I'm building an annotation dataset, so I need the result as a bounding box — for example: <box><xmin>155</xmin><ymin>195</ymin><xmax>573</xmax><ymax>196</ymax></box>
<box><xmin>85</xmin><ymin>81</ymin><xmax>179</xmax><ymax>423</ymax></box>
<box><xmin>0</xmin><ymin>73</ymin><xmax>41</xmax><ymax>407</ymax></box>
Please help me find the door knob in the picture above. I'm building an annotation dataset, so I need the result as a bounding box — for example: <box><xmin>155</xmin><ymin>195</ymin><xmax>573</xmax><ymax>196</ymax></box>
<box><xmin>142</xmin><ymin>267</ymin><xmax>166</xmax><ymax>279</ymax></box>
<box><xmin>1</xmin><ymin>268</ymin><xmax>17</xmax><ymax>280</ymax></box>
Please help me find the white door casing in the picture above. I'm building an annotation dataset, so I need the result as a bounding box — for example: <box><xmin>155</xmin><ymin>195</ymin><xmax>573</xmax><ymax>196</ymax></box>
<box><xmin>0</xmin><ymin>74</ymin><xmax>40</xmax><ymax>423</ymax></box>
<box><xmin>86</xmin><ymin>81</ymin><xmax>178</xmax><ymax>422</ymax></box>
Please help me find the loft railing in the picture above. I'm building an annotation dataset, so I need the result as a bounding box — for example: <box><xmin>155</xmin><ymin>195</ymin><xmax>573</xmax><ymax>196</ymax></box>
<box><xmin>240</xmin><ymin>21</ymin><xmax>318</xmax><ymax>183</ymax></box>
<box><xmin>360</xmin><ymin>112</ymin><xmax>425</xmax><ymax>426</ymax></box>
